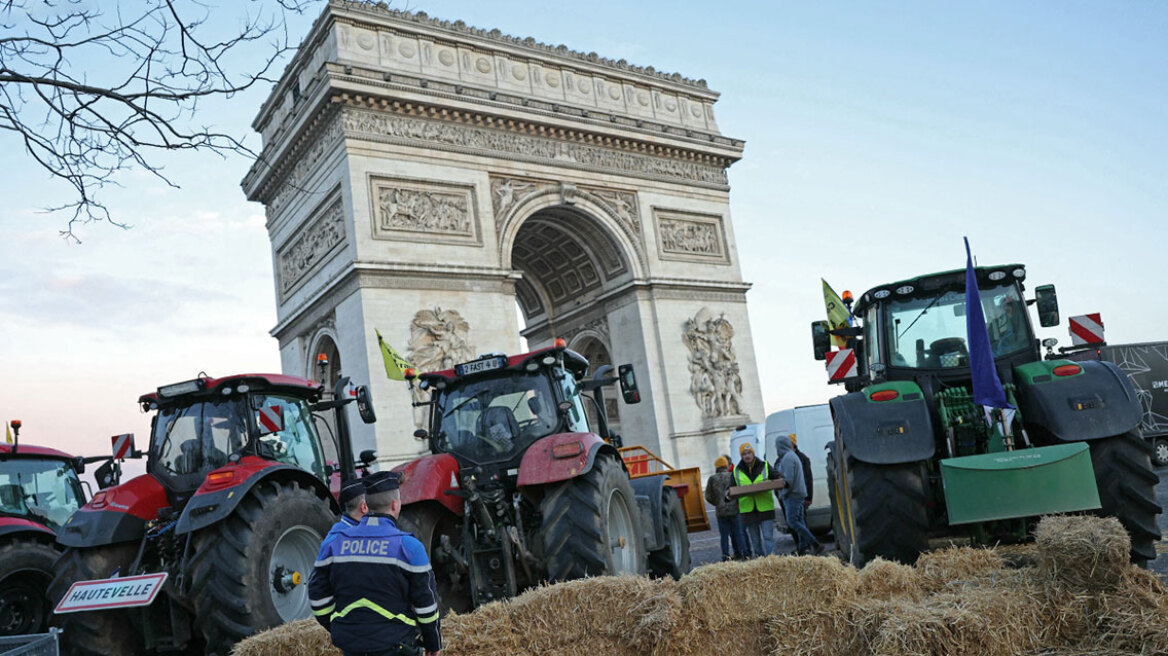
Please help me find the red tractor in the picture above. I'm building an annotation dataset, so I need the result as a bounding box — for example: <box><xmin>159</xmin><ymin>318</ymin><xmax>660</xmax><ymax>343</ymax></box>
<box><xmin>48</xmin><ymin>373</ymin><xmax>377</xmax><ymax>656</ymax></box>
<box><xmin>0</xmin><ymin>421</ymin><xmax>99</xmax><ymax>637</ymax></box>
<box><xmin>394</xmin><ymin>342</ymin><xmax>690</xmax><ymax>612</ymax></box>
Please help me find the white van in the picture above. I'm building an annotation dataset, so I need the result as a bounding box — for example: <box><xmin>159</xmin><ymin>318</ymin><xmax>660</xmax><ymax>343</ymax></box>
<box><xmin>764</xmin><ymin>404</ymin><xmax>834</xmax><ymax>535</ymax></box>
<box><xmin>728</xmin><ymin>423</ymin><xmax>766</xmax><ymax>466</ymax></box>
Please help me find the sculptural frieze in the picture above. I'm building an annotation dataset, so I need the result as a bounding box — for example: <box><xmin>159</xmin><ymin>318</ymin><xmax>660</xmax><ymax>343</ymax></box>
<box><xmin>277</xmin><ymin>197</ymin><xmax>346</xmax><ymax>298</ymax></box>
<box><xmin>656</xmin><ymin>211</ymin><xmax>727</xmax><ymax>261</ymax></box>
<box><xmin>407</xmin><ymin>307</ymin><xmax>475</xmax><ymax>375</ymax></box>
<box><xmin>683</xmin><ymin>307</ymin><xmax>744</xmax><ymax>419</ymax></box>
<box><xmin>370</xmin><ymin>178</ymin><xmax>479</xmax><ymax>244</ymax></box>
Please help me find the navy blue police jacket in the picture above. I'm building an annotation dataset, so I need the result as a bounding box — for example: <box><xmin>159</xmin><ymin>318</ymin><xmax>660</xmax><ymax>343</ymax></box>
<box><xmin>317</xmin><ymin>513</ymin><xmax>360</xmax><ymax>559</ymax></box>
<box><xmin>308</xmin><ymin>513</ymin><xmax>441</xmax><ymax>653</ymax></box>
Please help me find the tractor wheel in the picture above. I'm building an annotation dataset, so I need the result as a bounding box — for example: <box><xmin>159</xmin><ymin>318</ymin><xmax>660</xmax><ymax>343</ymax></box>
<box><xmin>836</xmin><ymin>437</ymin><xmax>929</xmax><ymax>567</ymax></box>
<box><xmin>48</xmin><ymin>543</ymin><xmax>142</xmax><ymax>656</ymax></box>
<box><xmin>1152</xmin><ymin>437</ymin><xmax>1168</xmax><ymax>469</ymax></box>
<box><xmin>539</xmin><ymin>454</ymin><xmax>646</xmax><ymax>581</ymax></box>
<box><xmin>0</xmin><ymin>538</ymin><xmax>58</xmax><ymax>636</ymax></box>
<box><xmin>397</xmin><ymin>503</ymin><xmax>471</xmax><ymax>614</ymax></box>
<box><xmin>825</xmin><ymin>448</ymin><xmax>849</xmax><ymax>561</ymax></box>
<box><xmin>1087</xmin><ymin>430</ymin><xmax>1161</xmax><ymax>565</ymax></box>
<box><xmin>647</xmin><ymin>488</ymin><xmax>690</xmax><ymax>580</ymax></box>
<box><xmin>187</xmin><ymin>479</ymin><xmax>334</xmax><ymax>656</ymax></box>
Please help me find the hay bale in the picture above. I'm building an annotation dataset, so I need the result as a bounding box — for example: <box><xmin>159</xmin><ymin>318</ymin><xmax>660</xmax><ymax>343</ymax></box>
<box><xmin>664</xmin><ymin>555</ymin><xmax>859</xmax><ymax>656</ymax></box>
<box><xmin>1035</xmin><ymin>516</ymin><xmax>1130</xmax><ymax>591</ymax></box>
<box><xmin>857</xmin><ymin>557</ymin><xmax>922</xmax><ymax>601</ymax></box>
<box><xmin>915</xmin><ymin>546</ymin><xmax>1005</xmax><ymax>593</ymax></box>
<box><xmin>501</xmin><ymin>575</ymin><xmax>680</xmax><ymax>654</ymax></box>
<box><xmin>442</xmin><ymin>600</ymin><xmax>521</xmax><ymax>656</ymax></box>
<box><xmin>230</xmin><ymin>618</ymin><xmax>338</xmax><ymax>656</ymax></box>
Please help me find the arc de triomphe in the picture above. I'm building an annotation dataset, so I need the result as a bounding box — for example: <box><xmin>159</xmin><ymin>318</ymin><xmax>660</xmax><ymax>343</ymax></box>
<box><xmin>242</xmin><ymin>0</ymin><xmax>764</xmax><ymax>471</ymax></box>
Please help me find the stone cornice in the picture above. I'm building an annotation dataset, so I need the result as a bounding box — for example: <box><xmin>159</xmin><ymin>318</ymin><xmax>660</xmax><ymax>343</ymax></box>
<box><xmin>327</xmin><ymin>0</ymin><xmax>711</xmax><ymax>92</ymax></box>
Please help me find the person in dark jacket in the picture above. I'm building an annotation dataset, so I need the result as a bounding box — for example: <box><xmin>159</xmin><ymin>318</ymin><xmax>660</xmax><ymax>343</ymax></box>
<box><xmin>318</xmin><ymin>479</ymin><xmax>369</xmax><ymax>558</ymax></box>
<box><xmin>730</xmin><ymin>443</ymin><xmax>782</xmax><ymax>556</ymax></box>
<box><xmin>776</xmin><ymin>433</ymin><xmax>814</xmax><ymax>538</ymax></box>
<box><xmin>309</xmin><ymin>471</ymin><xmax>442</xmax><ymax>656</ymax></box>
<box><xmin>705</xmin><ymin>456</ymin><xmax>748</xmax><ymax>560</ymax></box>
<box><xmin>773</xmin><ymin>435</ymin><xmax>823</xmax><ymax>555</ymax></box>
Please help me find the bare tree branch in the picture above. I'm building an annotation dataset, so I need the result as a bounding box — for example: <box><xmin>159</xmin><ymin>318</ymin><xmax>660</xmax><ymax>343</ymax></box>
<box><xmin>0</xmin><ymin>0</ymin><xmax>319</xmax><ymax>242</ymax></box>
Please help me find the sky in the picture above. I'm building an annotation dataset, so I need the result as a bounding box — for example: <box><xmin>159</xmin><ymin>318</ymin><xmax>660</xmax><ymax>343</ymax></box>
<box><xmin>1</xmin><ymin>1</ymin><xmax>1166</xmax><ymax>461</ymax></box>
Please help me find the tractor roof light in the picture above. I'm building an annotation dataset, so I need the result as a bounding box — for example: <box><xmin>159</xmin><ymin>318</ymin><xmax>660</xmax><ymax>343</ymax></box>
<box><xmin>870</xmin><ymin>389</ymin><xmax>900</xmax><ymax>402</ymax></box>
<box><xmin>158</xmin><ymin>379</ymin><xmax>205</xmax><ymax>398</ymax></box>
<box><xmin>873</xmin><ymin>289</ymin><xmax>891</xmax><ymax>299</ymax></box>
<box><xmin>403</xmin><ymin>368</ymin><xmax>416</xmax><ymax>380</ymax></box>
<box><xmin>1013</xmin><ymin>268</ymin><xmax>1026</xmax><ymax>279</ymax></box>
<box><xmin>988</xmin><ymin>271</ymin><xmax>1007</xmax><ymax>281</ymax></box>
<box><xmin>553</xmin><ymin>338</ymin><xmax>567</xmax><ymax>349</ymax></box>
<box><xmin>525</xmin><ymin>362</ymin><xmax>540</xmax><ymax>372</ymax></box>
<box><xmin>895</xmin><ymin>285</ymin><xmax>914</xmax><ymax>295</ymax></box>
<box><xmin>842</xmin><ymin>290</ymin><xmax>854</xmax><ymax>303</ymax></box>
<box><xmin>316</xmin><ymin>353</ymin><xmax>329</xmax><ymax>365</ymax></box>
<box><xmin>1053</xmin><ymin>364</ymin><xmax>1082</xmax><ymax>377</ymax></box>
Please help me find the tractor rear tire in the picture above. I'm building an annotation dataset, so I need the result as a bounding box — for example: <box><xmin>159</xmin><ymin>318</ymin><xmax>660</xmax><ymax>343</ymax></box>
<box><xmin>826</xmin><ymin>448</ymin><xmax>849</xmax><ymax>561</ymax></box>
<box><xmin>187</xmin><ymin>479</ymin><xmax>334</xmax><ymax>656</ymax></box>
<box><xmin>836</xmin><ymin>438</ymin><xmax>929</xmax><ymax>567</ymax></box>
<box><xmin>1087</xmin><ymin>430</ymin><xmax>1161</xmax><ymax>565</ymax></box>
<box><xmin>397</xmin><ymin>503</ymin><xmax>471</xmax><ymax>614</ymax></box>
<box><xmin>647</xmin><ymin>488</ymin><xmax>690</xmax><ymax>580</ymax></box>
<box><xmin>48</xmin><ymin>543</ymin><xmax>142</xmax><ymax>656</ymax></box>
<box><xmin>539</xmin><ymin>455</ymin><xmax>646</xmax><ymax>581</ymax></box>
<box><xmin>0</xmin><ymin>538</ymin><xmax>58</xmax><ymax>636</ymax></box>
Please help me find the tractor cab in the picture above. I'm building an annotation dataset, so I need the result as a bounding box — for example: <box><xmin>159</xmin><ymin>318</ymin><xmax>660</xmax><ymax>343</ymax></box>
<box><xmin>0</xmin><ymin>444</ymin><xmax>85</xmax><ymax>532</ymax></box>
<box><xmin>414</xmin><ymin>343</ymin><xmax>625</xmax><ymax>469</ymax></box>
<box><xmin>815</xmin><ymin>264</ymin><xmax>1060</xmax><ymax>390</ymax></box>
<box><xmin>138</xmin><ymin>374</ymin><xmax>360</xmax><ymax>504</ymax></box>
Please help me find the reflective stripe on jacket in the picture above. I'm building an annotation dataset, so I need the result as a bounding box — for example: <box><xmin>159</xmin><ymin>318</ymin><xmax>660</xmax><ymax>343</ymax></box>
<box><xmin>308</xmin><ymin>513</ymin><xmax>441</xmax><ymax>654</ymax></box>
<box><xmin>735</xmin><ymin>462</ymin><xmax>776</xmax><ymax>514</ymax></box>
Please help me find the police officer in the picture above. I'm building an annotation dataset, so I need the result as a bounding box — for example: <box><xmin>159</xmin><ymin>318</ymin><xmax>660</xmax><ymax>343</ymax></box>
<box><xmin>318</xmin><ymin>479</ymin><xmax>369</xmax><ymax>558</ymax></box>
<box><xmin>309</xmin><ymin>471</ymin><xmax>441</xmax><ymax>656</ymax></box>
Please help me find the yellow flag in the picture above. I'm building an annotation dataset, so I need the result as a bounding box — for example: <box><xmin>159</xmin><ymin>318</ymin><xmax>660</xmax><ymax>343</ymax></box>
<box><xmin>4</xmin><ymin>422</ymin><xmax>11</xmax><ymax>445</ymax></box>
<box><xmin>376</xmin><ymin>329</ymin><xmax>414</xmax><ymax>381</ymax></box>
<box><xmin>822</xmin><ymin>278</ymin><xmax>854</xmax><ymax>349</ymax></box>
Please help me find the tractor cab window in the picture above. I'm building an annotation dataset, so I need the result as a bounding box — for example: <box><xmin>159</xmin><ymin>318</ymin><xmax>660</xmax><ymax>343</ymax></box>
<box><xmin>556</xmin><ymin>369</ymin><xmax>589</xmax><ymax>434</ymax></box>
<box><xmin>0</xmin><ymin>458</ymin><xmax>84</xmax><ymax>530</ymax></box>
<box><xmin>433</xmin><ymin>371</ymin><xmax>561</xmax><ymax>464</ymax></box>
<box><xmin>252</xmin><ymin>395</ymin><xmax>327</xmax><ymax>481</ymax></box>
<box><xmin>152</xmin><ymin>398</ymin><xmax>247</xmax><ymax>481</ymax></box>
<box><xmin>885</xmin><ymin>284</ymin><xmax>1030</xmax><ymax>369</ymax></box>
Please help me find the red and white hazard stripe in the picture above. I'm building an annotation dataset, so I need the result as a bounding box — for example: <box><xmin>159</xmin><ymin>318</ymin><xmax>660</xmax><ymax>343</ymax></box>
<box><xmin>258</xmin><ymin>405</ymin><xmax>284</xmax><ymax>434</ymax></box>
<box><xmin>111</xmin><ymin>433</ymin><xmax>134</xmax><ymax>460</ymax></box>
<box><xmin>1069</xmin><ymin>313</ymin><xmax>1104</xmax><ymax>346</ymax></box>
<box><xmin>825</xmin><ymin>348</ymin><xmax>858</xmax><ymax>382</ymax></box>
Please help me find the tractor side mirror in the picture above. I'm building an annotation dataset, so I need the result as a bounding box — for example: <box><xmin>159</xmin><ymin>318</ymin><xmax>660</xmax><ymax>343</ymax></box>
<box><xmin>94</xmin><ymin>459</ymin><xmax>121</xmax><ymax>490</ymax></box>
<box><xmin>73</xmin><ymin>456</ymin><xmax>86</xmax><ymax>475</ymax></box>
<box><xmin>359</xmin><ymin>449</ymin><xmax>377</xmax><ymax>465</ymax></box>
<box><xmin>413</xmin><ymin>429</ymin><xmax>429</xmax><ymax>441</ymax></box>
<box><xmin>355</xmin><ymin>385</ymin><xmax>377</xmax><ymax>424</ymax></box>
<box><xmin>1035</xmin><ymin>285</ymin><xmax>1059</xmax><ymax>327</ymax></box>
<box><xmin>811</xmin><ymin>321</ymin><xmax>831</xmax><ymax>361</ymax></box>
<box><xmin>617</xmin><ymin>364</ymin><xmax>641</xmax><ymax>404</ymax></box>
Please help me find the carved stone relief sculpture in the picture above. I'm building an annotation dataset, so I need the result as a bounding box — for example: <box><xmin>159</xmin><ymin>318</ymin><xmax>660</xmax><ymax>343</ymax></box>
<box><xmin>407</xmin><ymin>307</ymin><xmax>475</xmax><ymax>374</ymax></box>
<box><xmin>683</xmin><ymin>307</ymin><xmax>744</xmax><ymax>419</ymax></box>
<box><xmin>370</xmin><ymin>177</ymin><xmax>479</xmax><ymax>245</ymax></box>
<box><xmin>277</xmin><ymin>196</ymin><xmax>346</xmax><ymax>299</ymax></box>
<box><xmin>655</xmin><ymin>209</ymin><xmax>728</xmax><ymax>263</ymax></box>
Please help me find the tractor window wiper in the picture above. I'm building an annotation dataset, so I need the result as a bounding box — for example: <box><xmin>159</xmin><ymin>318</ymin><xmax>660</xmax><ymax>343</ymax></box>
<box><xmin>898</xmin><ymin>294</ymin><xmax>945</xmax><ymax>339</ymax></box>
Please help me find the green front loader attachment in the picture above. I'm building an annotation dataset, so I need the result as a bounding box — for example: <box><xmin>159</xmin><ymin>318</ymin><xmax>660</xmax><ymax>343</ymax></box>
<box><xmin>940</xmin><ymin>442</ymin><xmax>1101</xmax><ymax>525</ymax></box>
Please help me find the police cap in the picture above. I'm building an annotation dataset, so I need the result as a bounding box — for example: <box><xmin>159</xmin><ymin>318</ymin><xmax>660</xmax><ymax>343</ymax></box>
<box><xmin>364</xmin><ymin>470</ymin><xmax>402</xmax><ymax>494</ymax></box>
<box><xmin>338</xmin><ymin>480</ymin><xmax>366</xmax><ymax>507</ymax></box>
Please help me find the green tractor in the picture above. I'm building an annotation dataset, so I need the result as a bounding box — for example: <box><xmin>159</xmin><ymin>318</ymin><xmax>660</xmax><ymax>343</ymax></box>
<box><xmin>814</xmin><ymin>264</ymin><xmax>1160</xmax><ymax>567</ymax></box>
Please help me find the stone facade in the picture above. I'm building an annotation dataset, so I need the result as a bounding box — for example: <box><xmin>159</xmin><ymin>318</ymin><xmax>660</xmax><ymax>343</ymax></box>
<box><xmin>243</xmin><ymin>0</ymin><xmax>763</xmax><ymax>471</ymax></box>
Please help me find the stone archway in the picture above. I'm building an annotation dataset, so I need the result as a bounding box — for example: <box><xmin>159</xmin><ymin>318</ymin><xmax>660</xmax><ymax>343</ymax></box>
<box><xmin>244</xmin><ymin>3</ymin><xmax>766</xmax><ymax>470</ymax></box>
<box><xmin>307</xmin><ymin>332</ymin><xmax>342</xmax><ymax>398</ymax></box>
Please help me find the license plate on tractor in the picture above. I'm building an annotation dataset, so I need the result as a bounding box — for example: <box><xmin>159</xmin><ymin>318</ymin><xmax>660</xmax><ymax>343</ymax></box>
<box><xmin>54</xmin><ymin>572</ymin><xmax>168</xmax><ymax>614</ymax></box>
<box><xmin>455</xmin><ymin>356</ymin><xmax>507</xmax><ymax>376</ymax></box>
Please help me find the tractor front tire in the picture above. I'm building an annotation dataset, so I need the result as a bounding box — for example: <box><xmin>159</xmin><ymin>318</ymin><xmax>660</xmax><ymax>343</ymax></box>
<box><xmin>0</xmin><ymin>538</ymin><xmax>58</xmax><ymax>636</ymax></box>
<box><xmin>48</xmin><ymin>543</ymin><xmax>142</xmax><ymax>656</ymax></box>
<box><xmin>540</xmin><ymin>455</ymin><xmax>646</xmax><ymax>581</ymax></box>
<box><xmin>187</xmin><ymin>479</ymin><xmax>334</xmax><ymax>656</ymax></box>
<box><xmin>397</xmin><ymin>503</ymin><xmax>471</xmax><ymax>614</ymax></box>
<box><xmin>1088</xmin><ymin>430</ymin><xmax>1161</xmax><ymax>565</ymax></box>
<box><xmin>826</xmin><ymin>448</ymin><xmax>849</xmax><ymax>561</ymax></box>
<box><xmin>647</xmin><ymin>488</ymin><xmax>690</xmax><ymax>580</ymax></box>
<box><xmin>837</xmin><ymin>438</ymin><xmax>929</xmax><ymax>567</ymax></box>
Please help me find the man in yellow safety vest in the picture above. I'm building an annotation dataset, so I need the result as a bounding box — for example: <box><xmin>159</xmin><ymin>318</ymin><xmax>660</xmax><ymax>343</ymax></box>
<box><xmin>731</xmin><ymin>443</ymin><xmax>782</xmax><ymax>556</ymax></box>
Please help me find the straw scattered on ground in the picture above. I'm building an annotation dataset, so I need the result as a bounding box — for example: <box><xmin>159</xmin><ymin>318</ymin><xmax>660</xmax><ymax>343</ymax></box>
<box><xmin>234</xmin><ymin>515</ymin><xmax>1168</xmax><ymax>656</ymax></box>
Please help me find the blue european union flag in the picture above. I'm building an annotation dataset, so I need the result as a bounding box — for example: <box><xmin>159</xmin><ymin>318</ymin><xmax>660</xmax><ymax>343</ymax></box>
<box><xmin>965</xmin><ymin>237</ymin><xmax>1012</xmax><ymax>409</ymax></box>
